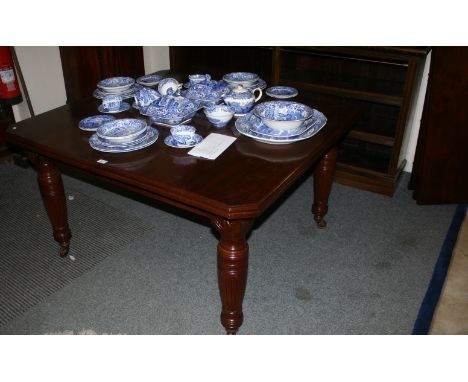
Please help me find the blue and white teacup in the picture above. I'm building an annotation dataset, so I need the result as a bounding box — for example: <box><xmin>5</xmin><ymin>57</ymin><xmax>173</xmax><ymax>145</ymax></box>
<box><xmin>170</xmin><ymin>125</ymin><xmax>196</xmax><ymax>145</ymax></box>
<box><xmin>189</xmin><ymin>74</ymin><xmax>211</xmax><ymax>86</ymax></box>
<box><xmin>203</xmin><ymin>104</ymin><xmax>235</xmax><ymax>128</ymax></box>
<box><xmin>102</xmin><ymin>95</ymin><xmax>123</xmax><ymax>111</ymax></box>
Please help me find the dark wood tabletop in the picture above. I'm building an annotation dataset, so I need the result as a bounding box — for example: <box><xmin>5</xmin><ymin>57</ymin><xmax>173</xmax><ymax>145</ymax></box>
<box><xmin>5</xmin><ymin>90</ymin><xmax>360</xmax><ymax>334</ymax></box>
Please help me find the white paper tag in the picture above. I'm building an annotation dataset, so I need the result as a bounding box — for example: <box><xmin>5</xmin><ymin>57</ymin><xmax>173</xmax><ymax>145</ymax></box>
<box><xmin>96</xmin><ymin>159</ymin><xmax>108</xmax><ymax>164</ymax></box>
<box><xmin>188</xmin><ymin>133</ymin><xmax>236</xmax><ymax>160</ymax></box>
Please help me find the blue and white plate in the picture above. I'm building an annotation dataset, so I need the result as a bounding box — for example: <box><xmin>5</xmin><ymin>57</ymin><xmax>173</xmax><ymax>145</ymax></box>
<box><xmin>266</xmin><ymin>86</ymin><xmax>298</xmax><ymax>99</ymax></box>
<box><xmin>89</xmin><ymin>127</ymin><xmax>159</xmax><ymax>153</ymax></box>
<box><xmin>97</xmin><ymin>118</ymin><xmax>147</xmax><ymax>141</ymax></box>
<box><xmin>136</xmin><ymin>74</ymin><xmax>163</xmax><ymax>87</ymax></box>
<box><xmin>98</xmin><ymin>102</ymin><xmax>131</xmax><ymax>114</ymax></box>
<box><xmin>98</xmin><ymin>77</ymin><xmax>135</xmax><ymax>93</ymax></box>
<box><xmin>235</xmin><ymin>111</ymin><xmax>327</xmax><ymax>145</ymax></box>
<box><xmin>164</xmin><ymin>134</ymin><xmax>203</xmax><ymax>148</ymax></box>
<box><xmin>79</xmin><ymin>115</ymin><xmax>116</xmax><ymax>131</ymax></box>
<box><xmin>93</xmin><ymin>87</ymin><xmax>136</xmax><ymax>99</ymax></box>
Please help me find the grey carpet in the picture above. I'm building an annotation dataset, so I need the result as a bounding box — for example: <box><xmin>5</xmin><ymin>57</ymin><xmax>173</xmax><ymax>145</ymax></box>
<box><xmin>0</xmin><ymin>163</ymin><xmax>152</xmax><ymax>328</ymax></box>
<box><xmin>0</xmin><ymin>162</ymin><xmax>456</xmax><ymax>334</ymax></box>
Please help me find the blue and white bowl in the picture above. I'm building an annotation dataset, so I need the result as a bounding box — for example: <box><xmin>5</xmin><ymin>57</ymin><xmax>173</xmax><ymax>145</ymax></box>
<box><xmin>223</xmin><ymin>72</ymin><xmax>259</xmax><ymax>87</ymax></box>
<box><xmin>266</xmin><ymin>86</ymin><xmax>298</xmax><ymax>99</ymax></box>
<box><xmin>97</xmin><ymin>77</ymin><xmax>135</xmax><ymax>94</ymax></box>
<box><xmin>253</xmin><ymin>101</ymin><xmax>314</xmax><ymax>131</ymax></box>
<box><xmin>204</xmin><ymin>104</ymin><xmax>235</xmax><ymax>128</ymax></box>
<box><xmin>142</xmin><ymin>96</ymin><xmax>199</xmax><ymax>125</ymax></box>
<box><xmin>158</xmin><ymin>78</ymin><xmax>180</xmax><ymax>96</ymax></box>
<box><xmin>102</xmin><ymin>95</ymin><xmax>123</xmax><ymax>111</ymax></box>
<box><xmin>96</xmin><ymin>118</ymin><xmax>147</xmax><ymax>143</ymax></box>
<box><xmin>170</xmin><ymin>125</ymin><xmax>196</xmax><ymax>145</ymax></box>
<box><xmin>79</xmin><ymin>115</ymin><xmax>116</xmax><ymax>131</ymax></box>
<box><xmin>136</xmin><ymin>74</ymin><xmax>163</xmax><ymax>87</ymax></box>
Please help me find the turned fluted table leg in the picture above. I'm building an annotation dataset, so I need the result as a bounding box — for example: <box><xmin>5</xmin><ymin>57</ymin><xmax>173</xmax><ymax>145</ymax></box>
<box><xmin>212</xmin><ymin>218</ymin><xmax>253</xmax><ymax>334</ymax></box>
<box><xmin>27</xmin><ymin>153</ymin><xmax>72</xmax><ymax>257</ymax></box>
<box><xmin>312</xmin><ymin>146</ymin><xmax>337</xmax><ymax>228</ymax></box>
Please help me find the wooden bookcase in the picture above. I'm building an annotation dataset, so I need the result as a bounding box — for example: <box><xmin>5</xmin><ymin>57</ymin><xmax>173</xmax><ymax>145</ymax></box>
<box><xmin>170</xmin><ymin>46</ymin><xmax>430</xmax><ymax>195</ymax></box>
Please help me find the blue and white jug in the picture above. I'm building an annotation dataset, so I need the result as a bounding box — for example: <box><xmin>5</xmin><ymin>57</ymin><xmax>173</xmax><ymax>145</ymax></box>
<box><xmin>222</xmin><ymin>85</ymin><xmax>262</xmax><ymax>115</ymax></box>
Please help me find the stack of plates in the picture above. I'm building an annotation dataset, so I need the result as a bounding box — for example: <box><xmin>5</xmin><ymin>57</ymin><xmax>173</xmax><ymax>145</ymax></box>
<box><xmin>89</xmin><ymin>118</ymin><xmax>159</xmax><ymax>153</ymax></box>
<box><xmin>93</xmin><ymin>76</ymin><xmax>138</xmax><ymax>100</ymax></box>
<box><xmin>235</xmin><ymin>110</ymin><xmax>327</xmax><ymax>145</ymax></box>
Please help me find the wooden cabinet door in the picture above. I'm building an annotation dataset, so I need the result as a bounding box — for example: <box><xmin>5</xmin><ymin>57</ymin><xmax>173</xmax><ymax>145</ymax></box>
<box><xmin>59</xmin><ymin>47</ymin><xmax>144</xmax><ymax>105</ymax></box>
<box><xmin>411</xmin><ymin>47</ymin><xmax>468</xmax><ymax>204</ymax></box>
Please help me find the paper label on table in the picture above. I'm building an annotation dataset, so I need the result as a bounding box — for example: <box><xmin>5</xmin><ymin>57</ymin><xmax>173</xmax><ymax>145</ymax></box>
<box><xmin>188</xmin><ymin>133</ymin><xmax>236</xmax><ymax>160</ymax></box>
<box><xmin>96</xmin><ymin>159</ymin><xmax>108</xmax><ymax>164</ymax></box>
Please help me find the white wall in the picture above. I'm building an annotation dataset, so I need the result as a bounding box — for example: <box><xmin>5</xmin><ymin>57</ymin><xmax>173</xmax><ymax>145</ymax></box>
<box><xmin>12</xmin><ymin>46</ymin><xmax>67</xmax><ymax>121</ymax></box>
<box><xmin>143</xmin><ymin>46</ymin><xmax>170</xmax><ymax>74</ymax></box>
<box><xmin>403</xmin><ymin>51</ymin><xmax>432</xmax><ymax>172</ymax></box>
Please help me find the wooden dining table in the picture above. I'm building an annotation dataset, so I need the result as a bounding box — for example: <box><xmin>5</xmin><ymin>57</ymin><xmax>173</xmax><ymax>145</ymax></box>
<box><xmin>5</xmin><ymin>85</ymin><xmax>360</xmax><ymax>334</ymax></box>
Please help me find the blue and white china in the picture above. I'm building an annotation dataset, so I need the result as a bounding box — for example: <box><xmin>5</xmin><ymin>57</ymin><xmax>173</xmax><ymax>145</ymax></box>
<box><xmin>189</xmin><ymin>74</ymin><xmax>211</xmax><ymax>85</ymax></box>
<box><xmin>223</xmin><ymin>72</ymin><xmax>259</xmax><ymax>87</ymax></box>
<box><xmin>203</xmin><ymin>104</ymin><xmax>235</xmax><ymax>128</ymax></box>
<box><xmin>170</xmin><ymin>125</ymin><xmax>196</xmax><ymax>145</ymax></box>
<box><xmin>96</xmin><ymin>127</ymin><xmax>148</xmax><ymax>146</ymax></box>
<box><xmin>136</xmin><ymin>74</ymin><xmax>163</xmax><ymax>87</ymax></box>
<box><xmin>182</xmin><ymin>83</ymin><xmax>226</xmax><ymax>106</ymax></box>
<box><xmin>164</xmin><ymin>133</ymin><xmax>203</xmax><ymax>148</ymax></box>
<box><xmin>102</xmin><ymin>95</ymin><xmax>123</xmax><ymax>111</ymax></box>
<box><xmin>158</xmin><ymin>78</ymin><xmax>180</xmax><ymax>96</ymax></box>
<box><xmin>134</xmin><ymin>87</ymin><xmax>161</xmax><ymax>109</ymax></box>
<box><xmin>253</xmin><ymin>101</ymin><xmax>314</xmax><ymax>131</ymax></box>
<box><xmin>96</xmin><ymin>118</ymin><xmax>147</xmax><ymax>143</ymax></box>
<box><xmin>266</xmin><ymin>86</ymin><xmax>298</xmax><ymax>99</ymax></box>
<box><xmin>89</xmin><ymin>127</ymin><xmax>159</xmax><ymax>153</ymax></box>
<box><xmin>222</xmin><ymin>85</ymin><xmax>262</xmax><ymax>115</ymax></box>
<box><xmin>78</xmin><ymin>115</ymin><xmax>116</xmax><ymax>131</ymax></box>
<box><xmin>93</xmin><ymin>87</ymin><xmax>136</xmax><ymax>100</ymax></box>
<box><xmin>148</xmin><ymin>116</ymin><xmax>192</xmax><ymax>127</ymax></box>
<box><xmin>141</xmin><ymin>96</ymin><xmax>199</xmax><ymax>125</ymax></box>
<box><xmin>235</xmin><ymin>111</ymin><xmax>327</xmax><ymax>145</ymax></box>
<box><xmin>98</xmin><ymin>102</ymin><xmax>131</xmax><ymax>114</ymax></box>
<box><xmin>97</xmin><ymin>76</ymin><xmax>135</xmax><ymax>93</ymax></box>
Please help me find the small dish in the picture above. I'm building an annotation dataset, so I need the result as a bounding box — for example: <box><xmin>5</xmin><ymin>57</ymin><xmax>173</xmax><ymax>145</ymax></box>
<box><xmin>136</xmin><ymin>74</ymin><xmax>163</xmax><ymax>87</ymax></box>
<box><xmin>164</xmin><ymin>134</ymin><xmax>203</xmax><ymax>148</ymax></box>
<box><xmin>266</xmin><ymin>86</ymin><xmax>298</xmax><ymax>99</ymax></box>
<box><xmin>79</xmin><ymin>115</ymin><xmax>116</xmax><ymax>131</ymax></box>
<box><xmin>223</xmin><ymin>72</ymin><xmax>259</xmax><ymax>87</ymax></box>
<box><xmin>98</xmin><ymin>102</ymin><xmax>131</xmax><ymax>114</ymax></box>
<box><xmin>97</xmin><ymin>77</ymin><xmax>135</xmax><ymax>93</ymax></box>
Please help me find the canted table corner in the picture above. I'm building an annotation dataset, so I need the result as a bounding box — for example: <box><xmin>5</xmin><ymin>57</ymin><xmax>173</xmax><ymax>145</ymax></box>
<box><xmin>5</xmin><ymin>96</ymin><xmax>359</xmax><ymax>334</ymax></box>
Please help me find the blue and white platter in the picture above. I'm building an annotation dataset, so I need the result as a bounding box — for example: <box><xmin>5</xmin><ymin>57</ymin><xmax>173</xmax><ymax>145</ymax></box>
<box><xmin>266</xmin><ymin>86</ymin><xmax>298</xmax><ymax>99</ymax></box>
<box><xmin>96</xmin><ymin>118</ymin><xmax>147</xmax><ymax>141</ymax></box>
<box><xmin>136</xmin><ymin>74</ymin><xmax>163</xmax><ymax>87</ymax></box>
<box><xmin>79</xmin><ymin>115</ymin><xmax>116</xmax><ymax>131</ymax></box>
<box><xmin>89</xmin><ymin>127</ymin><xmax>159</xmax><ymax>153</ymax></box>
<box><xmin>148</xmin><ymin>117</ymin><xmax>192</xmax><ymax>127</ymax></box>
<box><xmin>98</xmin><ymin>102</ymin><xmax>131</xmax><ymax>114</ymax></box>
<box><xmin>235</xmin><ymin>111</ymin><xmax>327</xmax><ymax>145</ymax></box>
<box><xmin>164</xmin><ymin>134</ymin><xmax>203</xmax><ymax>148</ymax></box>
<box><xmin>97</xmin><ymin>77</ymin><xmax>135</xmax><ymax>93</ymax></box>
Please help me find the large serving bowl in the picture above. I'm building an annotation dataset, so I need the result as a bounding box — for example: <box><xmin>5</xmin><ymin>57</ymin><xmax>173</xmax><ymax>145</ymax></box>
<box><xmin>96</xmin><ymin>118</ymin><xmax>147</xmax><ymax>143</ymax></box>
<box><xmin>223</xmin><ymin>72</ymin><xmax>259</xmax><ymax>87</ymax></box>
<box><xmin>253</xmin><ymin>101</ymin><xmax>313</xmax><ymax>131</ymax></box>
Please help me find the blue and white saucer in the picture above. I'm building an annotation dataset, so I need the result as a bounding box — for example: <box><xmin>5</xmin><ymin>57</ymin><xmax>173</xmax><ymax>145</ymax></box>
<box><xmin>98</xmin><ymin>102</ymin><xmax>131</xmax><ymax>114</ymax></box>
<box><xmin>266</xmin><ymin>86</ymin><xmax>298</xmax><ymax>99</ymax></box>
<box><xmin>89</xmin><ymin>127</ymin><xmax>159</xmax><ymax>153</ymax></box>
<box><xmin>235</xmin><ymin>111</ymin><xmax>327</xmax><ymax>145</ymax></box>
<box><xmin>164</xmin><ymin>134</ymin><xmax>203</xmax><ymax>148</ymax></box>
<box><xmin>79</xmin><ymin>115</ymin><xmax>116</xmax><ymax>131</ymax></box>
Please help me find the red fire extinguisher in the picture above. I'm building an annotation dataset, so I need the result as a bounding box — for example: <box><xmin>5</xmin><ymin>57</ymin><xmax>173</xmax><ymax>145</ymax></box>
<box><xmin>0</xmin><ymin>46</ymin><xmax>23</xmax><ymax>106</ymax></box>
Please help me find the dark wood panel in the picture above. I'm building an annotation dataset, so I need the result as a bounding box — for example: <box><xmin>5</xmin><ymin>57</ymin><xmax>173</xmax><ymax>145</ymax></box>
<box><xmin>60</xmin><ymin>47</ymin><xmax>144</xmax><ymax>105</ymax></box>
<box><xmin>411</xmin><ymin>47</ymin><xmax>468</xmax><ymax>204</ymax></box>
<box><xmin>0</xmin><ymin>104</ymin><xmax>14</xmax><ymax>157</ymax></box>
